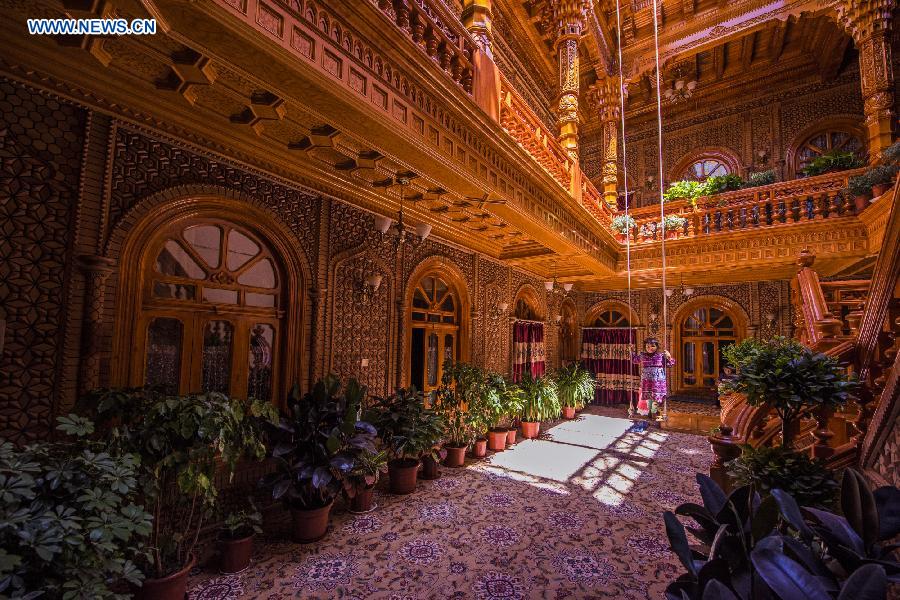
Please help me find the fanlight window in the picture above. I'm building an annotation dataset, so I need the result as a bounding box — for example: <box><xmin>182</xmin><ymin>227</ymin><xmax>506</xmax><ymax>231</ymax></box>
<box><xmin>152</xmin><ymin>223</ymin><xmax>279</xmax><ymax>309</ymax></box>
<box><xmin>797</xmin><ymin>130</ymin><xmax>863</xmax><ymax>173</ymax></box>
<box><xmin>681</xmin><ymin>307</ymin><xmax>734</xmax><ymax>336</ymax></box>
<box><xmin>411</xmin><ymin>275</ymin><xmax>457</xmax><ymax>324</ymax></box>
<box><xmin>684</xmin><ymin>158</ymin><xmax>729</xmax><ymax>181</ymax></box>
<box><xmin>679</xmin><ymin>306</ymin><xmax>737</xmax><ymax>391</ymax></box>
<box><xmin>514</xmin><ymin>297</ymin><xmax>539</xmax><ymax>321</ymax></box>
<box><xmin>590</xmin><ymin>308</ymin><xmax>630</xmax><ymax>328</ymax></box>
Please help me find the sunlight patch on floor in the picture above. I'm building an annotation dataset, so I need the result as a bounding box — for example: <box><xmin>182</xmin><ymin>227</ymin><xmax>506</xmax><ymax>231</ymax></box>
<box><xmin>479</xmin><ymin>437</ymin><xmax>600</xmax><ymax>483</ymax></box>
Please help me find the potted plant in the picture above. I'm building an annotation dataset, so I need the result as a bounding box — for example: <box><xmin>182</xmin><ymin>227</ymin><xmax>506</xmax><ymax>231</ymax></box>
<box><xmin>741</xmin><ymin>169</ymin><xmax>776</xmax><ymax>188</ymax></box>
<box><xmin>500</xmin><ymin>381</ymin><xmax>524</xmax><ymax>446</ymax></box>
<box><xmin>801</xmin><ymin>149</ymin><xmax>862</xmax><ymax>177</ymax></box>
<box><xmin>484</xmin><ymin>372</ymin><xmax>511</xmax><ymax>451</ymax></box>
<box><xmin>344</xmin><ymin>449</ymin><xmax>388</xmax><ymax>512</ymax></box>
<box><xmin>219</xmin><ymin>501</ymin><xmax>263</xmax><ymax>574</ymax></box>
<box><xmin>517</xmin><ymin>373</ymin><xmax>560</xmax><ymax>439</ymax></box>
<box><xmin>554</xmin><ymin>363</ymin><xmax>595</xmax><ymax>419</ymax></box>
<box><xmin>81</xmin><ymin>388</ymin><xmax>275</xmax><ymax>600</ymax></box>
<box><xmin>726</xmin><ymin>444</ymin><xmax>838</xmax><ymax>509</ymax></box>
<box><xmin>366</xmin><ymin>387</ymin><xmax>445</xmax><ymax>494</ymax></box>
<box><xmin>703</xmin><ymin>173</ymin><xmax>743</xmax><ymax>195</ymax></box>
<box><xmin>262</xmin><ymin>376</ymin><xmax>377</xmax><ymax>543</ymax></box>
<box><xmin>0</xmin><ymin>414</ymin><xmax>152</xmax><ymax>598</ymax></box>
<box><xmin>868</xmin><ymin>163</ymin><xmax>898</xmax><ymax>196</ymax></box>
<box><xmin>663</xmin><ymin>470</ymin><xmax>900</xmax><ymax>599</ymax></box>
<box><xmin>611</xmin><ymin>214</ymin><xmax>635</xmax><ymax>242</ymax></box>
<box><xmin>435</xmin><ymin>361</ymin><xmax>479</xmax><ymax>467</ymax></box>
<box><xmin>662</xmin><ymin>214</ymin><xmax>688</xmax><ymax>238</ymax></box>
<box><xmin>721</xmin><ymin>337</ymin><xmax>855</xmax><ymax>447</ymax></box>
<box><xmin>881</xmin><ymin>139</ymin><xmax>900</xmax><ymax>165</ymax></box>
<box><xmin>848</xmin><ymin>171</ymin><xmax>874</xmax><ymax>212</ymax></box>
<box><xmin>663</xmin><ymin>180</ymin><xmax>705</xmax><ymax>205</ymax></box>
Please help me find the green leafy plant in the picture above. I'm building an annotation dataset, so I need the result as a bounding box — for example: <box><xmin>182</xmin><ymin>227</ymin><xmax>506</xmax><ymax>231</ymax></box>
<box><xmin>662</xmin><ymin>214</ymin><xmax>688</xmax><ymax>233</ymax></box>
<box><xmin>366</xmin><ymin>386</ymin><xmax>446</xmax><ymax>462</ymax></box>
<box><xmin>721</xmin><ymin>337</ymin><xmax>856</xmax><ymax>446</ymax></box>
<box><xmin>435</xmin><ymin>361</ymin><xmax>482</xmax><ymax>446</ymax></box>
<box><xmin>0</xmin><ymin>415</ymin><xmax>152</xmax><ymax>599</ymax></box>
<box><xmin>346</xmin><ymin>449</ymin><xmax>388</xmax><ymax>491</ymax></box>
<box><xmin>704</xmin><ymin>173</ymin><xmax>743</xmax><ymax>195</ymax></box>
<box><xmin>742</xmin><ymin>170</ymin><xmax>776</xmax><ymax>188</ymax></box>
<box><xmin>664</xmin><ymin>180</ymin><xmax>705</xmax><ymax>202</ymax></box>
<box><xmin>848</xmin><ymin>172</ymin><xmax>874</xmax><ymax>198</ymax></box>
<box><xmin>263</xmin><ymin>376</ymin><xmax>377</xmax><ymax>511</ymax></box>
<box><xmin>221</xmin><ymin>500</ymin><xmax>263</xmax><ymax>541</ymax></box>
<box><xmin>726</xmin><ymin>444</ymin><xmax>838</xmax><ymax>509</ymax></box>
<box><xmin>881</xmin><ymin>140</ymin><xmax>900</xmax><ymax>165</ymax></box>
<box><xmin>611</xmin><ymin>214</ymin><xmax>636</xmax><ymax>235</ymax></box>
<box><xmin>554</xmin><ymin>363</ymin><xmax>595</xmax><ymax>409</ymax></box>
<box><xmin>80</xmin><ymin>388</ymin><xmax>276</xmax><ymax>579</ymax></box>
<box><xmin>518</xmin><ymin>373</ymin><xmax>560</xmax><ymax>423</ymax></box>
<box><xmin>663</xmin><ymin>469</ymin><xmax>900</xmax><ymax>599</ymax></box>
<box><xmin>801</xmin><ymin>150</ymin><xmax>862</xmax><ymax>177</ymax></box>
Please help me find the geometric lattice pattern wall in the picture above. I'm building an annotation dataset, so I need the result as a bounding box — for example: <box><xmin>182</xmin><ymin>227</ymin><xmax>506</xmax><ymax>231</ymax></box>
<box><xmin>0</xmin><ymin>79</ymin><xmax>84</xmax><ymax>443</ymax></box>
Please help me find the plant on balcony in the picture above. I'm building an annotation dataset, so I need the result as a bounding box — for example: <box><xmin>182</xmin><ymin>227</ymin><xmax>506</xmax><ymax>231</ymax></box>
<box><xmin>365</xmin><ymin>387</ymin><xmax>445</xmax><ymax>494</ymax></box>
<box><xmin>726</xmin><ymin>444</ymin><xmax>838</xmax><ymax>508</ymax></box>
<box><xmin>554</xmin><ymin>363</ymin><xmax>595</xmax><ymax>419</ymax></box>
<box><xmin>882</xmin><ymin>140</ymin><xmax>900</xmax><ymax>165</ymax></box>
<box><xmin>663</xmin><ymin>180</ymin><xmax>705</xmax><ymax>203</ymax></box>
<box><xmin>662</xmin><ymin>214</ymin><xmax>688</xmax><ymax>236</ymax></box>
<box><xmin>867</xmin><ymin>163</ymin><xmax>898</xmax><ymax>196</ymax></box>
<box><xmin>663</xmin><ymin>470</ymin><xmax>900</xmax><ymax>600</ymax></box>
<box><xmin>639</xmin><ymin>221</ymin><xmax>659</xmax><ymax>239</ymax></box>
<box><xmin>262</xmin><ymin>377</ymin><xmax>377</xmax><ymax>542</ymax></box>
<box><xmin>741</xmin><ymin>169</ymin><xmax>776</xmax><ymax>188</ymax></box>
<box><xmin>801</xmin><ymin>150</ymin><xmax>862</xmax><ymax>177</ymax></box>
<box><xmin>611</xmin><ymin>214</ymin><xmax>636</xmax><ymax>238</ymax></box>
<box><xmin>721</xmin><ymin>337</ymin><xmax>856</xmax><ymax>447</ymax></box>
<box><xmin>517</xmin><ymin>373</ymin><xmax>560</xmax><ymax>439</ymax></box>
<box><xmin>79</xmin><ymin>388</ymin><xmax>276</xmax><ymax>598</ymax></box>
<box><xmin>0</xmin><ymin>415</ymin><xmax>152</xmax><ymax>599</ymax></box>
<box><xmin>703</xmin><ymin>173</ymin><xmax>743</xmax><ymax>195</ymax></box>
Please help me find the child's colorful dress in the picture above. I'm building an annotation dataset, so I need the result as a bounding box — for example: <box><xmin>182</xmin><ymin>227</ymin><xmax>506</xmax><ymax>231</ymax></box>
<box><xmin>631</xmin><ymin>351</ymin><xmax>675</xmax><ymax>416</ymax></box>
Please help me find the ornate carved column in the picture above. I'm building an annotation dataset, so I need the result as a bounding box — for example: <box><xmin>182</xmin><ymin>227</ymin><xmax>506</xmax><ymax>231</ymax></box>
<box><xmin>588</xmin><ymin>77</ymin><xmax>622</xmax><ymax>209</ymax></box>
<box><xmin>76</xmin><ymin>255</ymin><xmax>116</xmax><ymax>396</ymax></box>
<box><xmin>836</xmin><ymin>0</ymin><xmax>896</xmax><ymax>157</ymax></box>
<box><xmin>553</xmin><ymin>0</ymin><xmax>591</xmax><ymax>162</ymax></box>
<box><xmin>462</xmin><ymin>0</ymin><xmax>501</xmax><ymax>120</ymax></box>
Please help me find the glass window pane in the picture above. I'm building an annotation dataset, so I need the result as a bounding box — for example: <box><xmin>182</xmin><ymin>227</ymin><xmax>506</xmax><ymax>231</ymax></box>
<box><xmin>428</xmin><ymin>314</ymin><xmax>440</xmax><ymax>323</ymax></box>
<box><xmin>246</xmin><ymin>292</ymin><xmax>276</xmax><ymax>308</ymax></box>
<box><xmin>412</xmin><ymin>311</ymin><xmax>426</xmax><ymax>321</ymax></box>
<box><xmin>237</xmin><ymin>259</ymin><xmax>276</xmax><ymax>289</ymax></box>
<box><xmin>443</xmin><ymin>334</ymin><xmax>454</xmax><ymax>367</ymax></box>
<box><xmin>203</xmin><ymin>288</ymin><xmax>238</xmax><ymax>304</ymax></box>
<box><xmin>183</xmin><ymin>225</ymin><xmax>221</xmax><ymax>268</ymax></box>
<box><xmin>248</xmin><ymin>324</ymin><xmax>274</xmax><ymax>402</ymax></box>
<box><xmin>683</xmin><ymin>342</ymin><xmax>695</xmax><ymax>374</ymax></box>
<box><xmin>702</xmin><ymin>342</ymin><xmax>715</xmax><ymax>375</ymax></box>
<box><xmin>440</xmin><ymin>295</ymin><xmax>455</xmax><ymax>312</ymax></box>
<box><xmin>156</xmin><ymin>240</ymin><xmax>206</xmax><ymax>280</ymax></box>
<box><xmin>413</xmin><ymin>289</ymin><xmax>429</xmax><ymax>309</ymax></box>
<box><xmin>202</xmin><ymin>320</ymin><xmax>233</xmax><ymax>394</ymax></box>
<box><xmin>145</xmin><ymin>317</ymin><xmax>183</xmax><ymax>395</ymax></box>
<box><xmin>153</xmin><ymin>281</ymin><xmax>196</xmax><ymax>301</ymax></box>
<box><xmin>226</xmin><ymin>229</ymin><xmax>260</xmax><ymax>271</ymax></box>
<box><xmin>427</xmin><ymin>332</ymin><xmax>438</xmax><ymax>387</ymax></box>
<box><xmin>435</xmin><ymin>278</ymin><xmax>448</xmax><ymax>300</ymax></box>
<box><xmin>442</xmin><ymin>315</ymin><xmax>454</xmax><ymax>323</ymax></box>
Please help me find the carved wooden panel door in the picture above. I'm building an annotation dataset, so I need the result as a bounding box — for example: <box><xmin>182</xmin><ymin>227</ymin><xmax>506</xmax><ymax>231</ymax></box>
<box><xmin>409</xmin><ymin>275</ymin><xmax>459</xmax><ymax>398</ymax></box>
<box><xmin>678</xmin><ymin>306</ymin><xmax>736</xmax><ymax>394</ymax></box>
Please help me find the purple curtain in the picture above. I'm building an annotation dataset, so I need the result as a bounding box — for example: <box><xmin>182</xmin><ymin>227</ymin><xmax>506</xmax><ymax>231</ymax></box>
<box><xmin>512</xmin><ymin>321</ymin><xmax>545</xmax><ymax>382</ymax></box>
<box><xmin>580</xmin><ymin>328</ymin><xmax>638</xmax><ymax>405</ymax></box>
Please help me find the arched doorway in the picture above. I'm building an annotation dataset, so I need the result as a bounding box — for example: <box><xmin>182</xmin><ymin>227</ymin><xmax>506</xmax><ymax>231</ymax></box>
<box><xmin>132</xmin><ymin>218</ymin><xmax>284</xmax><ymax>401</ymax></box>
<box><xmin>674</xmin><ymin>299</ymin><xmax>745</xmax><ymax>395</ymax></box>
<box><xmin>511</xmin><ymin>285</ymin><xmax>546</xmax><ymax>381</ymax></box>
<box><xmin>405</xmin><ymin>264</ymin><xmax>468</xmax><ymax>398</ymax></box>
<box><xmin>558</xmin><ymin>299</ymin><xmax>578</xmax><ymax>364</ymax></box>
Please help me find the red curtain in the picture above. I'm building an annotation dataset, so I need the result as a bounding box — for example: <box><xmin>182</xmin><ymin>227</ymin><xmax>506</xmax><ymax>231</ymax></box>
<box><xmin>512</xmin><ymin>321</ymin><xmax>545</xmax><ymax>382</ymax></box>
<box><xmin>581</xmin><ymin>328</ymin><xmax>638</xmax><ymax>405</ymax></box>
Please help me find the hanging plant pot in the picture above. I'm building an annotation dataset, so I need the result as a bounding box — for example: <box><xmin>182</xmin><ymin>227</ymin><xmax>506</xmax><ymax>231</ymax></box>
<box><xmin>290</xmin><ymin>500</ymin><xmax>334</xmax><ymax>543</ymax></box>
<box><xmin>562</xmin><ymin>406</ymin><xmax>576</xmax><ymax>419</ymax></box>
<box><xmin>134</xmin><ymin>554</ymin><xmax>196</xmax><ymax>600</ymax></box>
<box><xmin>520</xmin><ymin>421</ymin><xmax>540</xmax><ymax>439</ymax></box>
<box><xmin>872</xmin><ymin>183</ymin><xmax>891</xmax><ymax>197</ymax></box>
<box><xmin>506</xmin><ymin>428</ymin><xmax>517</xmax><ymax>446</ymax></box>
<box><xmin>388</xmin><ymin>458</ymin><xmax>420</xmax><ymax>494</ymax></box>
<box><xmin>350</xmin><ymin>485</ymin><xmax>376</xmax><ymax>513</ymax></box>
<box><xmin>444</xmin><ymin>445</ymin><xmax>466</xmax><ymax>467</ymax></box>
<box><xmin>420</xmin><ymin>455</ymin><xmax>441</xmax><ymax>480</ymax></box>
<box><xmin>854</xmin><ymin>194</ymin><xmax>872</xmax><ymax>213</ymax></box>
<box><xmin>219</xmin><ymin>535</ymin><xmax>253</xmax><ymax>574</ymax></box>
<box><xmin>472</xmin><ymin>437</ymin><xmax>488</xmax><ymax>458</ymax></box>
<box><xmin>488</xmin><ymin>428</ymin><xmax>507</xmax><ymax>451</ymax></box>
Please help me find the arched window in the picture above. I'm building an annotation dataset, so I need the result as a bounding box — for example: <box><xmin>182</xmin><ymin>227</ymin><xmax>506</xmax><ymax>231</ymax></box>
<box><xmin>679</xmin><ymin>305</ymin><xmax>737</xmax><ymax>393</ymax></box>
<box><xmin>514</xmin><ymin>297</ymin><xmax>539</xmax><ymax>321</ymax></box>
<box><xmin>137</xmin><ymin>220</ymin><xmax>282</xmax><ymax>401</ymax></box>
<box><xmin>795</xmin><ymin>129</ymin><xmax>863</xmax><ymax>174</ymax></box>
<box><xmin>684</xmin><ymin>157</ymin><xmax>729</xmax><ymax>181</ymax></box>
<box><xmin>671</xmin><ymin>148</ymin><xmax>741</xmax><ymax>183</ymax></box>
<box><xmin>589</xmin><ymin>308</ymin><xmax>631</xmax><ymax>328</ymax></box>
<box><xmin>409</xmin><ymin>273</ymin><xmax>460</xmax><ymax>396</ymax></box>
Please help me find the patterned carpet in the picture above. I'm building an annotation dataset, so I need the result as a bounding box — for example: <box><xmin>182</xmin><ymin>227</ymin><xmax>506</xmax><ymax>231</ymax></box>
<box><xmin>188</xmin><ymin>406</ymin><xmax>711</xmax><ymax>599</ymax></box>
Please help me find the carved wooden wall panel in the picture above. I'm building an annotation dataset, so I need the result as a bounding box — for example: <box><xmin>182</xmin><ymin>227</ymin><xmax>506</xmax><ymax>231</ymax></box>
<box><xmin>871</xmin><ymin>420</ymin><xmax>899</xmax><ymax>487</ymax></box>
<box><xmin>0</xmin><ymin>78</ymin><xmax>85</xmax><ymax>443</ymax></box>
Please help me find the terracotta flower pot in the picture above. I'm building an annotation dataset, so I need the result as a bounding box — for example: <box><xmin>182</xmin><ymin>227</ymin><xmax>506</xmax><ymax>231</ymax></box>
<box><xmin>488</xmin><ymin>428</ymin><xmax>507</xmax><ymax>451</ymax></box>
<box><xmin>520</xmin><ymin>421</ymin><xmax>540</xmax><ymax>439</ymax></box>
<box><xmin>290</xmin><ymin>500</ymin><xmax>333</xmax><ymax>543</ymax></box>
<box><xmin>562</xmin><ymin>406</ymin><xmax>576</xmax><ymax>419</ymax></box>
<box><xmin>388</xmin><ymin>458</ymin><xmax>420</xmax><ymax>494</ymax></box>
<box><xmin>444</xmin><ymin>445</ymin><xmax>466</xmax><ymax>467</ymax></box>
<box><xmin>134</xmin><ymin>554</ymin><xmax>196</xmax><ymax>600</ymax></box>
<box><xmin>873</xmin><ymin>183</ymin><xmax>891</xmax><ymax>197</ymax></box>
<box><xmin>854</xmin><ymin>194</ymin><xmax>871</xmax><ymax>213</ymax></box>
<box><xmin>350</xmin><ymin>484</ymin><xmax>376</xmax><ymax>513</ymax></box>
<box><xmin>220</xmin><ymin>534</ymin><xmax>253</xmax><ymax>574</ymax></box>
<box><xmin>420</xmin><ymin>455</ymin><xmax>441</xmax><ymax>480</ymax></box>
<box><xmin>506</xmin><ymin>428</ymin><xmax>517</xmax><ymax>446</ymax></box>
<box><xmin>472</xmin><ymin>437</ymin><xmax>488</xmax><ymax>458</ymax></box>
<box><xmin>666</xmin><ymin>230</ymin><xmax>677</xmax><ymax>240</ymax></box>
<box><xmin>616</xmin><ymin>232</ymin><xmax>627</xmax><ymax>243</ymax></box>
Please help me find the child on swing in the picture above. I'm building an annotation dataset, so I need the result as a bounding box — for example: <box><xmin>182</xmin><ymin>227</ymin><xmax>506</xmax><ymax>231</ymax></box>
<box><xmin>632</xmin><ymin>337</ymin><xmax>675</xmax><ymax>420</ymax></box>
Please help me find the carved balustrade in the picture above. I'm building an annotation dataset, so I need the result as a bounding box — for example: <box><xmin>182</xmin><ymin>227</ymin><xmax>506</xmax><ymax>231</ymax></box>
<box><xmin>581</xmin><ymin>176</ymin><xmax>616</xmax><ymax>227</ymax></box>
<box><xmin>367</xmin><ymin>0</ymin><xmax>476</xmax><ymax>94</ymax></box>
<box><xmin>621</xmin><ymin>169</ymin><xmax>866</xmax><ymax>244</ymax></box>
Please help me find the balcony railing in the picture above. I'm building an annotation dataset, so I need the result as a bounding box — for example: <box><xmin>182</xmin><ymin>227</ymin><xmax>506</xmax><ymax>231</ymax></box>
<box><xmin>623</xmin><ymin>168</ymin><xmax>866</xmax><ymax>243</ymax></box>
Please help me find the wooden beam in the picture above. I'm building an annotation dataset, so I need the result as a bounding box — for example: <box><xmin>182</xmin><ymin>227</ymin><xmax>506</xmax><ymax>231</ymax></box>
<box><xmin>713</xmin><ymin>43</ymin><xmax>726</xmax><ymax>79</ymax></box>
<box><xmin>741</xmin><ymin>31</ymin><xmax>757</xmax><ymax>71</ymax></box>
<box><xmin>769</xmin><ymin>19</ymin><xmax>788</xmax><ymax>63</ymax></box>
